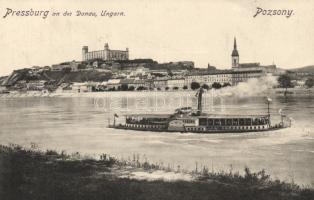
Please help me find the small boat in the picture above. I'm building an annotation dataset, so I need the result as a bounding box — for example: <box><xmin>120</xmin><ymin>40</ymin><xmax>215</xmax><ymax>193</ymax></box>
<box><xmin>108</xmin><ymin>89</ymin><xmax>291</xmax><ymax>133</ymax></box>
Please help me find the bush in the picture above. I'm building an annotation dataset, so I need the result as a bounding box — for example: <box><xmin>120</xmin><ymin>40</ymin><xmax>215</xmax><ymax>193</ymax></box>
<box><xmin>128</xmin><ymin>86</ymin><xmax>135</xmax><ymax>91</ymax></box>
<box><xmin>305</xmin><ymin>78</ymin><xmax>314</xmax><ymax>88</ymax></box>
<box><xmin>202</xmin><ymin>84</ymin><xmax>209</xmax><ymax>90</ymax></box>
<box><xmin>191</xmin><ymin>82</ymin><xmax>200</xmax><ymax>90</ymax></box>
<box><xmin>278</xmin><ymin>74</ymin><xmax>294</xmax><ymax>88</ymax></box>
<box><xmin>137</xmin><ymin>86</ymin><xmax>147</xmax><ymax>91</ymax></box>
<box><xmin>120</xmin><ymin>84</ymin><xmax>129</xmax><ymax>91</ymax></box>
<box><xmin>222</xmin><ymin>82</ymin><xmax>231</xmax><ymax>87</ymax></box>
<box><xmin>212</xmin><ymin>82</ymin><xmax>222</xmax><ymax>89</ymax></box>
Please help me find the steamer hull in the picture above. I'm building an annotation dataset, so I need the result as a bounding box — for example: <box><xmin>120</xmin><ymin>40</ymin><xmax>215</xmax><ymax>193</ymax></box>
<box><xmin>108</xmin><ymin>90</ymin><xmax>291</xmax><ymax>133</ymax></box>
<box><xmin>109</xmin><ymin>113</ymin><xmax>290</xmax><ymax>133</ymax></box>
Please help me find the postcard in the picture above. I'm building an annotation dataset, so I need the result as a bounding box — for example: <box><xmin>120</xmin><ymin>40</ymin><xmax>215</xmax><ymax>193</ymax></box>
<box><xmin>0</xmin><ymin>0</ymin><xmax>313</xmax><ymax>199</ymax></box>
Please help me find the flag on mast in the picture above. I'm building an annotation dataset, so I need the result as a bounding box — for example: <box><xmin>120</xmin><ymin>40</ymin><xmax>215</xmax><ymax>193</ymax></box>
<box><xmin>267</xmin><ymin>97</ymin><xmax>272</xmax><ymax>102</ymax></box>
<box><xmin>278</xmin><ymin>109</ymin><xmax>282</xmax><ymax>114</ymax></box>
<box><xmin>114</xmin><ymin>113</ymin><xmax>119</xmax><ymax>118</ymax></box>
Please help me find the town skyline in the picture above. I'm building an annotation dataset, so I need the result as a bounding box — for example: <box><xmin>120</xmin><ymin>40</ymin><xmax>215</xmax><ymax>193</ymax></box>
<box><xmin>1</xmin><ymin>0</ymin><xmax>314</xmax><ymax>75</ymax></box>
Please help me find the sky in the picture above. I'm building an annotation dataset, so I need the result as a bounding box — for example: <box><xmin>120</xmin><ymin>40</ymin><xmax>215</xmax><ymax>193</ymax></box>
<box><xmin>0</xmin><ymin>0</ymin><xmax>313</xmax><ymax>75</ymax></box>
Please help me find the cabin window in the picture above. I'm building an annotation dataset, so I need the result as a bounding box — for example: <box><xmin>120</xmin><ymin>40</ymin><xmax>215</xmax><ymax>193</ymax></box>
<box><xmin>220</xmin><ymin>119</ymin><xmax>226</xmax><ymax>126</ymax></box>
<box><xmin>253</xmin><ymin>118</ymin><xmax>264</xmax><ymax>125</ymax></box>
<box><xmin>265</xmin><ymin>118</ymin><xmax>269</xmax><ymax>124</ymax></box>
<box><xmin>214</xmin><ymin>119</ymin><xmax>220</xmax><ymax>126</ymax></box>
<box><xmin>239</xmin><ymin>119</ymin><xmax>245</xmax><ymax>126</ymax></box>
<box><xmin>207</xmin><ymin>119</ymin><xmax>213</xmax><ymax>125</ymax></box>
<box><xmin>245</xmin><ymin>119</ymin><xmax>252</xmax><ymax>126</ymax></box>
<box><xmin>227</xmin><ymin>119</ymin><xmax>232</xmax><ymax>125</ymax></box>
<box><xmin>199</xmin><ymin>118</ymin><xmax>207</xmax><ymax>126</ymax></box>
<box><xmin>232</xmin><ymin>119</ymin><xmax>238</xmax><ymax>126</ymax></box>
<box><xmin>184</xmin><ymin>119</ymin><xmax>194</xmax><ymax>124</ymax></box>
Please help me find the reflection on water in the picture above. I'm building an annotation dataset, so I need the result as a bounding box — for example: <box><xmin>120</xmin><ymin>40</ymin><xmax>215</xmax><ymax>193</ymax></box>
<box><xmin>0</xmin><ymin>92</ymin><xmax>313</xmax><ymax>185</ymax></box>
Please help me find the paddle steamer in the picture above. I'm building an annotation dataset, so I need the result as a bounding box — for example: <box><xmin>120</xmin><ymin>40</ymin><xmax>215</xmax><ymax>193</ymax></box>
<box><xmin>108</xmin><ymin>89</ymin><xmax>291</xmax><ymax>133</ymax></box>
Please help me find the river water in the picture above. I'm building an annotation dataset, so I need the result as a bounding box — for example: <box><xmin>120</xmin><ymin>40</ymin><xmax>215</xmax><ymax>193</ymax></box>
<box><xmin>0</xmin><ymin>91</ymin><xmax>313</xmax><ymax>185</ymax></box>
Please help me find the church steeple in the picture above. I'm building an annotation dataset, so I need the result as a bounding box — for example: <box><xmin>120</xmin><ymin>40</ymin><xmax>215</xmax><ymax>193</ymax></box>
<box><xmin>231</xmin><ymin>37</ymin><xmax>239</xmax><ymax>68</ymax></box>
<box><xmin>234</xmin><ymin>37</ymin><xmax>237</xmax><ymax>50</ymax></box>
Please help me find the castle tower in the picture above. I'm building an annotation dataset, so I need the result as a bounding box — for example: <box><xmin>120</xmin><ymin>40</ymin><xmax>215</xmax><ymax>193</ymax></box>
<box><xmin>231</xmin><ymin>37</ymin><xmax>239</xmax><ymax>68</ymax></box>
<box><xmin>82</xmin><ymin>46</ymin><xmax>88</xmax><ymax>61</ymax></box>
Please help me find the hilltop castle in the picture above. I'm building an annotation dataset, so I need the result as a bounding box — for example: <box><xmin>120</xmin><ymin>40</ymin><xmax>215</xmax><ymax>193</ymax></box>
<box><xmin>82</xmin><ymin>43</ymin><xmax>129</xmax><ymax>61</ymax></box>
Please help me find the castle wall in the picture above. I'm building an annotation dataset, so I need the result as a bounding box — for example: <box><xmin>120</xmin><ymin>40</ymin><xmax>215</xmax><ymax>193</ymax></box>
<box><xmin>82</xmin><ymin>45</ymin><xmax>129</xmax><ymax>61</ymax></box>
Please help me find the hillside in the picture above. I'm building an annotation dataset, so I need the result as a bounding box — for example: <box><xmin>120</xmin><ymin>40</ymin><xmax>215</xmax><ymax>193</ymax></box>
<box><xmin>0</xmin><ymin>76</ymin><xmax>7</xmax><ymax>85</ymax></box>
<box><xmin>45</xmin><ymin>71</ymin><xmax>112</xmax><ymax>83</ymax></box>
<box><xmin>290</xmin><ymin>65</ymin><xmax>314</xmax><ymax>73</ymax></box>
<box><xmin>2</xmin><ymin>69</ymin><xmax>112</xmax><ymax>86</ymax></box>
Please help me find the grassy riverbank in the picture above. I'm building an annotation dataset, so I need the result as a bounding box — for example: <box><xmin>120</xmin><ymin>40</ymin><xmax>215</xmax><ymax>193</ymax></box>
<box><xmin>0</xmin><ymin>144</ymin><xmax>313</xmax><ymax>200</ymax></box>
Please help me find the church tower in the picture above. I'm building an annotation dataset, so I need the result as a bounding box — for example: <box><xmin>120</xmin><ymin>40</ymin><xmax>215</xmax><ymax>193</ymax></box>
<box><xmin>231</xmin><ymin>37</ymin><xmax>239</xmax><ymax>68</ymax></box>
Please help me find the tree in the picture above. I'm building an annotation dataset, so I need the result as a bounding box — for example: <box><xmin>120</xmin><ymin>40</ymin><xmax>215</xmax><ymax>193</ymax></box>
<box><xmin>202</xmin><ymin>84</ymin><xmax>209</xmax><ymax>90</ymax></box>
<box><xmin>183</xmin><ymin>85</ymin><xmax>188</xmax><ymax>90</ymax></box>
<box><xmin>128</xmin><ymin>86</ymin><xmax>135</xmax><ymax>91</ymax></box>
<box><xmin>167</xmin><ymin>69</ymin><xmax>173</xmax><ymax>77</ymax></box>
<box><xmin>305</xmin><ymin>78</ymin><xmax>314</xmax><ymax>88</ymax></box>
<box><xmin>278</xmin><ymin>74</ymin><xmax>294</xmax><ymax>96</ymax></box>
<box><xmin>173</xmin><ymin>87</ymin><xmax>178</xmax><ymax>90</ymax></box>
<box><xmin>77</xmin><ymin>64</ymin><xmax>86</xmax><ymax>70</ymax></box>
<box><xmin>278</xmin><ymin>74</ymin><xmax>293</xmax><ymax>88</ymax></box>
<box><xmin>62</xmin><ymin>67</ymin><xmax>71</xmax><ymax>73</ymax></box>
<box><xmin>165</xmin><ymin>87</ymin><xmax>169</xmax><ymax>91</ymax></box>
<box><xmin>137</xmin><ymin>86</ymin><xmax>147</xmax><ymax>91</ymax></box>
<box><xmin>121</xmin><ymin>84</ymin><xmax>129</xmax><ymax>91</ymax></box>
<box><xmin>222</xmin><ymin>82</ymin><xmax>231</xmax><ymax>87</ymax></box>
<box><xmin>212</xmin><ymin>82</ymin><xmax>222</xmax><ymax>89</ymax></box>
<box><xmin>191</xmin><ymin>82</ymin><xmax>200</xmax><ymax>90</ymax></box>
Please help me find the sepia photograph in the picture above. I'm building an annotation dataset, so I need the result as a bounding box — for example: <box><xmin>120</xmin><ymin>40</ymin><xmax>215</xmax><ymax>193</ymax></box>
<box><xmin>0</xmin><ymin>0</ymin><xmax>314</xmax><ymax>199</ymax></box>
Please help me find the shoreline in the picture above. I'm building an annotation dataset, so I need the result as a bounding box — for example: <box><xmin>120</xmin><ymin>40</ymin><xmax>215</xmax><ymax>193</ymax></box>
<box><xmin>1</xmin><ymin>144</ymin><xmax>313</xmax><ymax>200</ymax></box>
<box><xmin>0</xmin><ymin>88</ymin><xmax>313</xmax><ymax>98</ymax></box>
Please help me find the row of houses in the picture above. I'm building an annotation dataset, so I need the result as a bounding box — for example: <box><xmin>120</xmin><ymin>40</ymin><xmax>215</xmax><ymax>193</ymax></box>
<box><xmin>54</xmin><ymin>68</ymin><xmax>268</xmax><ymax>93</ymax></box>
<box><xmin>186</xmin><ymin>69</ymin><xmax>264</xmax><ymax>87</ymax></box>
<box><xmin>89</xmin><ymin>69</ymin><xmax>267</xmax><ymax>91</ymax></box>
